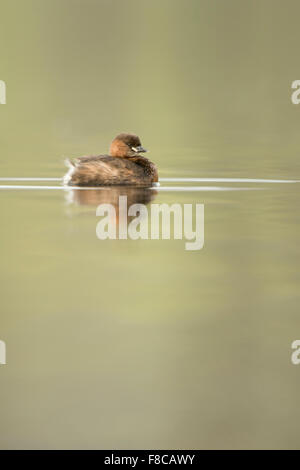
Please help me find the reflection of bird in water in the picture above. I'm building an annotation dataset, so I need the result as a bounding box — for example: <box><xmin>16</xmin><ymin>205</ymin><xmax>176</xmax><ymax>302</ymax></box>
<box><xmin>64</xmin><ymin>133</ymin><xmax>158</xmax><ymax>187</ymax></box>
<box><xmin>68</xmin><ymin>187</ymin><xmax>156</xmax><ymax>206</ymax></box>
<box><xmin>65</xmin><ymin>186</ymin><xmax>157</xmax><ymax>225</ymax></box>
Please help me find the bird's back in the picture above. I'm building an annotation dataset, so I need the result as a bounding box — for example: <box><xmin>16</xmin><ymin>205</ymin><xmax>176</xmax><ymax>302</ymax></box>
<box><xmin>65</xmin><ymin>155</ymin><xmax>154</xmax><ymax>186</ymax></box>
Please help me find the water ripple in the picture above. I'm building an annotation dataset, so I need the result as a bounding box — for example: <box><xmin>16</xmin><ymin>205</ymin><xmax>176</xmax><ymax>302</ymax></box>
<box><xmin>0</xmin><ymin>176</ymin><xmax>298</xmax><ymax>184</ymax></box>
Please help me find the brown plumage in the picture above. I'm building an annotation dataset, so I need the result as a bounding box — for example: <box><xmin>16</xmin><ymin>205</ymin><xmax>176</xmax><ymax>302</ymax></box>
<box><xmin>64</xmin><ymin>133</ymin><xmax>158</xmax><ymax>186</ymax></box>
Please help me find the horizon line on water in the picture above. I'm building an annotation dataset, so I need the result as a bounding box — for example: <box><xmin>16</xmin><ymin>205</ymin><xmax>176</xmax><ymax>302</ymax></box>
<box><xmin>0</xmin><ymin>185</ymin><xmax>264</xmax><ymax>192</ymax></box>
<box><xmin>151</xmin><ymin>186</ymin><xmax>265</xmax><ymax>192</ymax></box>
<box><xmin>0</xmin><ymin>176</ymin><xmax>299</xmax><ymax>184</ymax></box>
<box><xmin>160</xmin><ymin>177</ymin><xmax>300</xmax><ymax>183</ymax></box>
<box><xmin>0</xmin><ymin>177</ymin><xmax>62</xmax><ymax>181</ymax></box>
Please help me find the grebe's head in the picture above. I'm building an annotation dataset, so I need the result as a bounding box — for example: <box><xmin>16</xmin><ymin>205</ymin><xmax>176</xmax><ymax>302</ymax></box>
<box><xmin>109</xmin><ymin>133</ymin><xmax>147</xmax><ymax>158</ymax></box>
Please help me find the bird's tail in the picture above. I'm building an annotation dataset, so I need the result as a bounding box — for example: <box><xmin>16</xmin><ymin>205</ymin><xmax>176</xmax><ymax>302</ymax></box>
<box><xmin>64</xmin><ymin>158</ymin><xmax>75</xmax><ymax>169</ymax></box>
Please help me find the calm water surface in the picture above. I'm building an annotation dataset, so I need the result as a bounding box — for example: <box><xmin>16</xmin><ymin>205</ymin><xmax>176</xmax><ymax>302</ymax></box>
<box><xmin>1</xmin><ymin>172</ymin><xmax>300</xmax><ymax>449</ymax></box>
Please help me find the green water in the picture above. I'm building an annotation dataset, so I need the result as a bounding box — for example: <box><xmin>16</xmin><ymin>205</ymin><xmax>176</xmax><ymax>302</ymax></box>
<box><xmin>1</xmin><ymin>0</ymin><xmax>300</xmax><ymax>449</ymax></box>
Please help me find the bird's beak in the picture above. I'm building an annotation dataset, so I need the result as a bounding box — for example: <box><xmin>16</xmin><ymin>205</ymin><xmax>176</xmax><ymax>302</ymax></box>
<box><xmin>132</xmin><ymin>146</ymin><xmax>147</xmax><ymax>153</ymax></box>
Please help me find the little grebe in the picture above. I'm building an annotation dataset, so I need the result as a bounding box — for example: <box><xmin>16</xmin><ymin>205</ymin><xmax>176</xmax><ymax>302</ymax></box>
<box><xmin>64</xmin><ymin>133</ymin><xmax>158</xmax><ymax>186</ymax></box>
